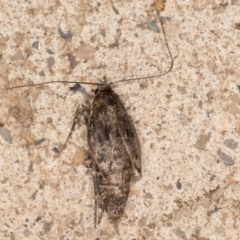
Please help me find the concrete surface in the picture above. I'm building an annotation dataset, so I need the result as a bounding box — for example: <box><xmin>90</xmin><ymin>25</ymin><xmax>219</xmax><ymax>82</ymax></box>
<box><xmin>0</xmin><ymin>0</ymin><xmax>240</xmax><ymax>239</ymax></box>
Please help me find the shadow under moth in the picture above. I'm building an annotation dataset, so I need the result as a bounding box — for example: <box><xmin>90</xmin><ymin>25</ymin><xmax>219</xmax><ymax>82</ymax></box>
<box><xmin>3</xmin><ymin>0</ymin><xmax>173</xmax><ymax>228</ymax></box>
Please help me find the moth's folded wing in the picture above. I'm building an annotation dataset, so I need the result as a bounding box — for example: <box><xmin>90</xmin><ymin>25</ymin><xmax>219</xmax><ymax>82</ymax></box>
<box><xmin>115</xmin><ymin>98</ymin><xmax>141</xmax><ymax>174</ymax></box>
<box><xmin>89</xmin><ymin>109</ymin><xmax>117</xmax><ymax>176</ymax></box>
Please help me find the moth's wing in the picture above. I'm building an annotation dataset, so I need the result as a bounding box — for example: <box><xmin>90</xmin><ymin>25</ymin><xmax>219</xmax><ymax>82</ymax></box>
<box><xmin>115</xmin><ymin>95</ymin><xmax>141</xmax><ymax>174</ymax></box>
<box><xmin>87</xmin><ymin>89</ymin><xmax>137</xmax><ymax>223</ymax></box>
<box><xmin>92</xmin><ymin>162</ymin><xmax>105</xmax><ymax>227</ymax></box>
<box><xmin>88</xmin><ymin>102</ymin><xmax>117</xmax><ymax>176</ymax></box>
<box><xmin>86</xmin><ymin>109</ymin><xmax>113</xmax><ymax>226</ymax></box>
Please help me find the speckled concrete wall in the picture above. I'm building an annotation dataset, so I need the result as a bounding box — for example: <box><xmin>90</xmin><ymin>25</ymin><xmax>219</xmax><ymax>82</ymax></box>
<box><xmin>1</xmin><ymin>0</ymin><xmax>240</xmax><ymax>239</ymax></box>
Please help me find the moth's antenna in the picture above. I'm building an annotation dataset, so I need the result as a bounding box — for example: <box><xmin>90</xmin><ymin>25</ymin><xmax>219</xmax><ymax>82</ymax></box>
<box><xmin>2</xmin><ymin>1</ymin><xmax>174</xmax><ymax>91</ymax></box>
<box><xmin>3</xmin><ymin>80</ymin><xmax>101</xmax><ymax>90</ymax></box>
<box><xmin>110</xmin><ymin>9</ymin><xmax>175</xmax><ymax>87</ymax></box>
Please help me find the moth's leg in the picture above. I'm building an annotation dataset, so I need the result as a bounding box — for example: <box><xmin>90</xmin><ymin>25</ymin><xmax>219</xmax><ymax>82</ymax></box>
<box><xmin>82</xmin><ymin>104</ymin><xmax>96</xmax><ymax>166</ymax></box>
<box><xmin>69</xmin><ymin>83</ymin><xmax>91</xmax><ymax>98</ymax></box>
<box><xmin>61</xmin><ymin>105</ymin><xmax>81</xmax><ymax>150</ymax></box>
<box><xmin>81</xmin><ymin>105</ymin><xmax>92</xmax><ymax>169</ymax></box>
<box><xmin>82</xmin><ymin>104</ymin><xmax>90</xmax><ymax>126</ymax></box>
<box><xmin>92</xmin><ymin>162</ymin><xmax>105</xmax><ymax>227</ymax></box>
<box><xmin>84</xmin><ymin>151</ymin><xmax>93</xmax><ymax>169</ymax></box>
<box><xmin>81</xmin><ymin>104</ymin><xmax>105</xmax><ymax>226</ymax></box>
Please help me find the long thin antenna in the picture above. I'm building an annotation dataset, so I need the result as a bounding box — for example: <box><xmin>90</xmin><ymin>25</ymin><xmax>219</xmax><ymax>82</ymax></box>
<box><xmin>110</xmin><ymin>11</ymin><xmax>175</xmax><ymax>86</ymax></box>
<box><xmin>3</xmin><ymin>6</ymin><xmax>174</xmax><ymax>91</ymax></box>
<box><xmin>3</xmin><ymin>80</ymin><xmax>101</xmax><ymax>90</ymax></box>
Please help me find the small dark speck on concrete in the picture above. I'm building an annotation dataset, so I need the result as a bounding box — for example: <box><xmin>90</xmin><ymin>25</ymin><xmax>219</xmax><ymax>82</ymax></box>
<box><xmin>11</xmin><ymin>50</ymin><xmax>23</xmax><ymax>61</ymax></box>
<box><xmin>238</xmin><ymin>85</ymin><xmax>240</xmax><ymax>92</ymax></box>
<box><xmin>47</xmin><ymin>117</ymin><xmax>53</xmax><ymax>123</ymax></box>
<box><xmin>1</xmin><ymin>177</ymin><xmax>8</xmax><ymax>184</ymax></box>
<box><xmin>32</xmin><ymin>41</ymin><xmax>39</xmax><ymax>49</ymax></box>
<box><xmin>42</xmin><ymin>221</ymin><xmax>53</xmax><ymax>234</ymax></box>
<box><xmin>112</xmin><ymin>6</ymin><xmax>119</xmax><ymax>15</ymax></box>
<box><xmin>210</xmin><ymin>175</ymin><xmax>215</xmax><ymax>181</ymax></box>
<box><xmin>224</xmin><ymin>139</ymin><xmax>238</xmax><ymax>150</ymax></box>
<box><xmin>58</xmin><ymin>29</ymin><xmax>72</xmax><ymax>41</ymax></box>
<box><xmin>194</xmin><ymin>226</ymin><xmax>201</xmax><ymax>234</ymax></box>
<box><xmin>52</xmin><ymin>147</ymin><xmax>59</xmax><ymax>154</ymax></box>
<box><xmin>213</xmin><ymin>206</ymin><xmax>219</xmax><ymax>213</ymax></box>
<box><xmin>5</xmin><ymin>223</ymin><xmax>10</xmax><ymax>228</ymax></box>
<box><xmin>176</xmin><ymin>227</ymin><xmax>187</xmax><ymax>239</ymax></box>
<box><xmin>0</xmin><ymin>123</ymin><xmax>4</xmax><ymax>127</ymax></box>
<box><xmin>138</xmin><ymin>216</ymin><xmax>148</xmax><ymax>227</ymax></box>
<box><xmin>217</xmin><ymin>149</ymin><xmax>234</xmax><ymax>166</ymax></box>
<box><xmin>68</xmin><ymin>54</ymin><xmax>78</xmax><ymax>69</ymax></box>
<box><xmin>36</xmin><ymin>216</ymin><xmax>42</xmax><ymax>222</ymax></box>
<box><xmin>220</xmin><ymin>2</ymin><xmax>228</xmax><ymax>7</ymax></box>
<box><xmin>177</xmin><ymin>86</ymin><xmax>187</xmax><ymax>94</ymax></box>
<box><xmin>194</xmin><ymin>133</ymin><xmax>211</xmax><ymax>150</ymax></box>
<box><xmin>177</xmin><ymin>179</ymin><xmax>182</xmax><ymax>190</ymax></box>
<box><xmin>47</xmin><ymin>49</ymin><xmax>55</xmax><ymax>55</ymax></box>
<box><xmin>31</xmin><ymin>190</ymin><xmax>38</xmax><ymax>200</ymax></box>
<box><xmin>28</xmin><ymin>162</ymin><xmax>34</xmax><ymax>173</ymax></box>
<box><xmin>166</xmin><ymin>94</ymin><xmax>172</xmax><ymax>99</ymax></box>
<box><xmin>23</xmin><ymin>228</ymin><xmax>32</xmax><ymax>237</ymax></box>
<box><xmin>100</xmin><ymin>29</ymin><xmax>106</xmax><ymax>37</ymax></box>
<box><xmin>0</xmin><ymin>127</ymin><xmax>13</xmax><ymax>144</ymax></box>
<box><xmin>147</xmin><ymin>21</ymin><xmax>161</xmax><ymax>33</ymax></box>
<box><xmin>34</xmin><ymin>138</ymin><xmax>46</xmax><ymax>146</ymax></box>
<box><xmin>25</xmin><ymin>48</ymin><xmax>32</xmax><ymax>58</ymax></box>
<box><xmin>145</xmin><ymin>192</ymin><xmax>154</xmax><ymax>199</ymax></box>
<box><xmin>59</xmin><ymin>235</ymin><xmax>70</xmax><ymax>240</ymax></box>
<box><xmin>109</xmin><ymin>42</ymin><xmax>119</xmax><ymax>48</ymax></box>
<box><xmin>39</xmin><ymin>70</ymin><xmax>45</xmax><ymax>76</ymax></box>
<box><xmin>235</xmin><ymin>23</ymin><xmax>240</xmax><ymax>29</ymax></box>
<box><xmin>47</xmin><ymin>57</ymin><xmax>55</xmax><ymax>68</ymax></box>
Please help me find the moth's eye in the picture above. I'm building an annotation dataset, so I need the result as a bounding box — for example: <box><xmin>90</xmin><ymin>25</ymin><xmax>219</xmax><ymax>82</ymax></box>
<box><xmin>95</xmin><ymin>88</ymin><xmax>99</xmax><ymax>95</ymax></box>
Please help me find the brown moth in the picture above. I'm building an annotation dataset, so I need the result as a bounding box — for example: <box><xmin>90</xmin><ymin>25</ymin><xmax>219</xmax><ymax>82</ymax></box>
<box><xmin>84</xmin><ymin>84</ymin><xmax>141</xmax><ymax>226</ymax></box>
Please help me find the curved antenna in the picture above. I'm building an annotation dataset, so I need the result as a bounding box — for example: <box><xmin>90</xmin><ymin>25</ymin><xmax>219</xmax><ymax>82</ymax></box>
<box><xmin>3</xmin><ymin>80</ymin><xmax>102</xmax><ymax>90</ymax></box>
<box><xmin>110</xmin><ymin>11</ymin><xmax>175</xmax><ymax>87</ymax></box>
<box><xmin>3</xmin><ymin>5</ymin><xmax>174</xmax><ymax>91</ymax></box>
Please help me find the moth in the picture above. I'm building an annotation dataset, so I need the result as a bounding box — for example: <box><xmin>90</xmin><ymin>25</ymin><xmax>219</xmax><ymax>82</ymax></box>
<box><xmin>3</xmin><ymin>5</ymin><xmax>173</xmax><ymax>227</ymax></box>
<box><xmin>83</xmin><ymin>83</ymin><xmax>141</xmax><ymax>226</ymax></box>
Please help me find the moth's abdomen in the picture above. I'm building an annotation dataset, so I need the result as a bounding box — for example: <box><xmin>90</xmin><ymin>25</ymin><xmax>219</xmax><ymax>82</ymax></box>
<box><xmin>104</xmin><ymin>183</ymin><xmax>131</xmax><ymax>220</ymax></box>
<box><xmin>98</xmin><ymin>168</ymin><xmax>132</xmax><ymax>220</ymax></box>
<box><xmin>96</xmin><ymin>133</ymin><xmax>132</xmax><ymax>220</ymax></box>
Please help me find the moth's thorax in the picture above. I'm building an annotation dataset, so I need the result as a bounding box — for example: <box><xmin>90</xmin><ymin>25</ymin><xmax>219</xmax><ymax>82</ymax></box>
<box><xmin>93</xmin><ymin>85</ymin><xmax>118</xmax><ymax>108</ymax></box>
<box><xmin>94</xmin><ymin>84</ymin><xmax>112</xmax><ymax>95</ymax></box>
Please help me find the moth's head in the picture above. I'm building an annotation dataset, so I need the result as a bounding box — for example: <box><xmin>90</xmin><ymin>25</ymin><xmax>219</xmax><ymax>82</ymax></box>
<box><xmin>94</xmin><ymin>84</ymin><xmax>112</xmax><ymax>95</ymax></box>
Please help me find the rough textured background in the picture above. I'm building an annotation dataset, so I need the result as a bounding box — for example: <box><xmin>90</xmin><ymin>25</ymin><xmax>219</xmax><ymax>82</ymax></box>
<box><xmin>0</xmin><ymin>0</ymin><xmax>240</xmax><ymax>239</ymax></box>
